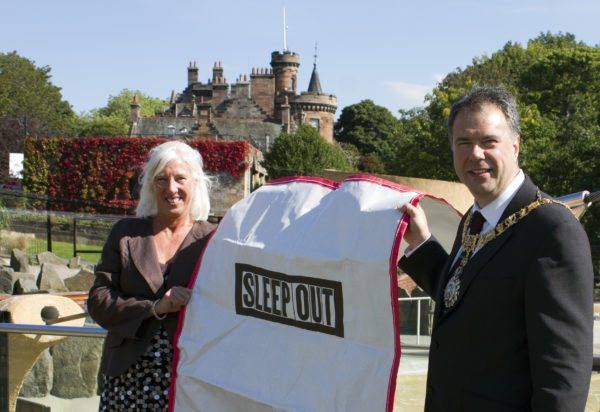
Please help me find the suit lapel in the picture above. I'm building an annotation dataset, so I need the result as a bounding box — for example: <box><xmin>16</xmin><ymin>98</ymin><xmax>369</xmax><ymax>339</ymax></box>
<box><xmin>436</xmin><ymin>175</ymin><xmax>539</xmax><ymax>320</ymax></box>
<box><xmin>128</xmin><ymin>220</ymin><xmax>164</xmax><ymax>295</ymax></box>
<box><xmin>433</xmin><ymin>213</ymin><xmax>469</xmax><ymax>322</ymax></box>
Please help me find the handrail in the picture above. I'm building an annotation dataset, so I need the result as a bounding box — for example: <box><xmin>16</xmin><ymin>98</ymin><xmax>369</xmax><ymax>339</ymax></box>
<box><xmin>0</xmin><ymin>323</ymin><xmax>107</xmax><ymax>338</ymax></box>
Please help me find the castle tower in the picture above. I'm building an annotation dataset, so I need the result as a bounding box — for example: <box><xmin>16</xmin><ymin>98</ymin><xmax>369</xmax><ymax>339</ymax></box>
<box><xmin>307</xmin><ymin>63</ymin><xmax>322</xmax><ymax>94</ymax></box>
<box><xmin>293</xmin><ymin>62</ymin><xmax>337</xmax><ymax>143</ymax></box>
<box><xmin>271</xmin><ymin>51</ymin><xmax>300</xmax><ymax>120</ymax></box>
<box><xmin>270</xmin><ymin>51</ymin><xmax>299</xmax><ymax>94</ymax></box>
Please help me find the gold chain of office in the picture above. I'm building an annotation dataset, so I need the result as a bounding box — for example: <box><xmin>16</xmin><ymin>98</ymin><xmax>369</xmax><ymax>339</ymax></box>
<box><xmin>461</xmin><ymin>192</ymin><xmax>571</xmax><ymax>255</ymax></box>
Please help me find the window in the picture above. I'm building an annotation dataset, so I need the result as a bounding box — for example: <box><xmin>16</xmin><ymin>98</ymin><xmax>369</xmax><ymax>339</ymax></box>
<box><xmin>309</xmin><ymin>118</ymin><xmax>320</xmax><ymax>129</ymax></box>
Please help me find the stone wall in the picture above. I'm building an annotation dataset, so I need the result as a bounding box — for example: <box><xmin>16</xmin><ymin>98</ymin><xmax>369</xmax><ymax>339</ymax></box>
<box><xmin>0</xmin><ymin>249</ymin><xmax>102</xmax><ymax>404</ymax></box>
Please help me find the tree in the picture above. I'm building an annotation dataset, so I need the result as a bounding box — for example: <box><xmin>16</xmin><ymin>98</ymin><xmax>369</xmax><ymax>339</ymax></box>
<box><xmin>76</xmin><ymin>88</ymin><xmax>166</xmax><ymax>137</ymax></box>
<box><xmin>339</xmin><ymin>142</ymin><xmax>361</xmax><ymax>169</ymax></box>
<box><xmin>95</xmin><ymin>89</ymin><xmax>166</xmax><ymax>123</ymax></box>
<box><xmin>334</xmin><ymin>100</ymin><xmax>401</xmax><ymax>172</ymax></box>
<box><xmin>358</xmin><ymin>154</ymin><xmax>385</xmax><ymax>174</ymax></box>
<box><xmin>0</xmin><ymin>51</ymin><xmax>75</xmax><ymax>136</ymax></box>
<box><xmin>397</xmin><ymin>32</ymin><xmax>600</xmax><ymax>263</ymax></box>
<box><xmin>77</xmin><ymin>115</ymin><xmax>129</xmax><ymax>137</ymax></box>
<box><xmin>262</xmin><ymin>125</ymin><xmax>353</xmax><ymax>179</ymax></box>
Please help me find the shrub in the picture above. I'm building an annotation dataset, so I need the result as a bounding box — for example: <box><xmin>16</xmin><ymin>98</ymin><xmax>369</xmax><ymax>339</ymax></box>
<box><xmin>23</xmin><ymin>137</ymin><xmax>252</xmax><ymax>214</ymax></box>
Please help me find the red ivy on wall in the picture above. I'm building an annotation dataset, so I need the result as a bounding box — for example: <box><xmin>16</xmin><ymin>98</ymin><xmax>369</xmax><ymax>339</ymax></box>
<box><xmin>23</xmin><ymin>137</ymin><xmax>251</xmax><ymax>214</ymax></box>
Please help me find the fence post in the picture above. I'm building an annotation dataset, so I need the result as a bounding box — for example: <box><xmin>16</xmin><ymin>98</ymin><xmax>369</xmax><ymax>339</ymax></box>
<box><xmin>0</xmin><ymin>311</ymin><xmax>9</xmax><ymax>412</ymax></box>
<box><xmin>73</xmin><ymin>218</ymin><xmax>77</xmax><ymax>257</ymax></box>
<box><xmin>46</xmin><ymin>206</ymin><xmax>52</xmax><ymax>253</ymax></box>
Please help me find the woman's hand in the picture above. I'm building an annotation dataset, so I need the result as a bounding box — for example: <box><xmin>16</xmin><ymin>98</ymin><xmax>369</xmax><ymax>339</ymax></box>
<box><xmin>154</xmin><ymin>286</ymin><xmax>193</xmax><ymax>315</ymax></box>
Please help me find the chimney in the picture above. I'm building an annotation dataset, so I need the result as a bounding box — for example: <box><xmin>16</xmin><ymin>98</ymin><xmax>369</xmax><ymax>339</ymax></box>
<box><xmin>188</xmin><ymin>61</ymin><xmax>198</xmax><ymax>86</ymax></box>
<box><xmin>281</xmin><ymin>95</ymin><xmax>290</xmax><ymax>133</ymax></box>
<box><xmin>130</xmin><ymin>94</ymin><xmax>141</xmax><ymax>124</ymax></box>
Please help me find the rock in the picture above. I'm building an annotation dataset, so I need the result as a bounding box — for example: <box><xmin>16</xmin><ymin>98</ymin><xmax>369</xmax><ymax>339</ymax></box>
<box><xmin>68</xmin><ymin>256</ymin><xmax>81</xmax><ymax>269</ymax></box>
<box><xmin>64</xmin><ymin>268</ymin><xmax>95</xmax><ymax>292</ymax></box>
<box><xmin>10</xmin><ymin>248</ymin><xmax>31</xmax><ymax>273</ymax></box>
<box><xmin>19</xmin><ymin>349</ymin><xmax>53</xmax><ymax>397</ymax></box>
<box><xmin>37</xmin><ymin>251</ymin><xmax>69</xmax><ymax>266</ymax></box>
<box><xmin>0</xmin><ymin>267</ymin><xmax>15</xmax><ymax>294</ymax></box>
<box><xmin>50</xmin><ymin>336</ymin><xmax>103</xmax><ymax>398</ymax></box>
<box><xmin>36</xmin><ymin>263</ymin><xmax>68</xmax><ymax>292</ymax></box>
<box><xmin>13</xmin><ymin>276</ymin><xmax>39</xmax><ymax>294</ymax></box>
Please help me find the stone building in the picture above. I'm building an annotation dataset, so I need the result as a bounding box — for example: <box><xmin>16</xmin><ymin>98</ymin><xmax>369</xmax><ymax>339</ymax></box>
<box><xmin>128</xmin><ymin>50</ymin><xmax>337</xmax><ymax>149</ymax></box>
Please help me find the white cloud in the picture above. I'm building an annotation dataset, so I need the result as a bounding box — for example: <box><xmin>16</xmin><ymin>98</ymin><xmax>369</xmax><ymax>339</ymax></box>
<box><xmin>433</xmin><ymin>73</ymin><xmax>445</xmax><ymax>83</ymax></box>
<box><xmin>381</xmin><ymin>81</ymin><xmax>434</xmax><ymax>112</ymax></box>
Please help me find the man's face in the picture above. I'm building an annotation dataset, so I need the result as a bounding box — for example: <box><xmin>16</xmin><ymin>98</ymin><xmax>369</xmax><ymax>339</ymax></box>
<box><xmin>452</xmin><ymin>103</ymin><xmax>520</xmax><ymax>208</ymax></box>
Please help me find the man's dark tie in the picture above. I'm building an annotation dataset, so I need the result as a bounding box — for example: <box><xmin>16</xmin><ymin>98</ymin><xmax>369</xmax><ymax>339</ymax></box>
<box><xmin>443</xmin><ymin>211</ymin><xmax>485</xmax><ymax>310</ymax></box>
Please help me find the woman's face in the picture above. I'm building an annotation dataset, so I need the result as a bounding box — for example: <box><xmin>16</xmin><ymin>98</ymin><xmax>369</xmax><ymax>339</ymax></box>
<box><xmin>153</xmin><ymin>159</ymin><xmax>195</xmax><ymax>219</ymax></box>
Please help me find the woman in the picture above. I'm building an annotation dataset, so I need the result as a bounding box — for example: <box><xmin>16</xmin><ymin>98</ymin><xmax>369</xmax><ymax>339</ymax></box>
<box><xmin>88</xmin><ymin>141</ymin><xmax>215</xmax><ymax>410</ymax></box>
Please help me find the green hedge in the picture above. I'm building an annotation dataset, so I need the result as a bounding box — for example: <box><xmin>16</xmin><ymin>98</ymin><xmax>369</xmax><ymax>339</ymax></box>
<box><xmin>23</xmin><ymin>137</ymin><xmax>251</xmax><ymax>214</ymax></box>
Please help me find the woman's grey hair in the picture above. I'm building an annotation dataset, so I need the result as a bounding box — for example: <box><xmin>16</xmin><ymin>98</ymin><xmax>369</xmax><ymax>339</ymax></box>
<box><xmin>135</xmin><ymin>141</ymin><xmax>211</xmax><ymax>221</ymax></box>
<box><xmin>447</xmin><ymin>87</ymin><xmax>520</xmax><ymax>145</ymax></box>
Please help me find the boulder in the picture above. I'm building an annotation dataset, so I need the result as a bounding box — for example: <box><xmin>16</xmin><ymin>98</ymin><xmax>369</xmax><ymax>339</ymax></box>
<box><xmin>19</xmin><ymin>349</ymin><xmax>53</xmax><ymax>397</ymax></box>
<box><xmin>68</xmin><ymin>256</ymin><xmax>81</xmax><ymax>269</ymax></box>
<box><xmin>64</xmin><ymin>268</ymin><xmax>95</xmax><ymax>292</ymax></box>
<box><xmin>50</xmin><ymin>336</ymin><xmax>103</xmax><ymax>398</ymax></box>
<box><xmin>10</xmin><ymin>248</ymin><xmax>31</xmax><ymax>273</ymax></box>
<box><xmin>0</xmin><ymin>266</ymin><xmax>15</xmax><ymax>294</ymax></box>
<box><xmin>37</xmin><ymin>251</ymin><xmax>69</xmax><ymax>266</ymax></box>
<box><xmin>36</xmin><ymin>263</ymin><xmax>68</xmax><ymax>292</ymax></box>
<box><xmin>13</xmin><ymin>276</ymin><xmax>39</xmax><ymax>294</ymax></box>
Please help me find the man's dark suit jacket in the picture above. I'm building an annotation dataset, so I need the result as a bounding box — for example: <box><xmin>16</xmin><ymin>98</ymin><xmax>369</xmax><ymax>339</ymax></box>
<box><xmin>399</xmin><ymin>176</ymin><xmax>593</xmax><ymax>412</ymax></box>
<box><xmin>88</xmin><ymin>217</ymin><xmax>215</xmax><ymax>376</ymax></box>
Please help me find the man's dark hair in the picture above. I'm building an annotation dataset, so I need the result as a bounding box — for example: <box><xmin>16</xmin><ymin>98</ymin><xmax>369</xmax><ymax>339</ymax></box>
<box><xmin>447</xmin><ymin>87</ymin><xmax>520</xmax><ymax>145</ymax></box>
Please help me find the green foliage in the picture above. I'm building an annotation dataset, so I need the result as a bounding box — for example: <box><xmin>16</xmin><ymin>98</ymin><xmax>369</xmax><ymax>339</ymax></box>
<box><xmin>94</xmin><ymin>89</ymin><xmax>166</xmax><ymax>122</ymax></box>
<box><xmin>0</xmin><ymin>51</ymin><xmax>75</xmax><ymax>136</ymax></box>
<box><xmin>358</xmin><ymin>154</ymin><xmax>385</xmax><ymax>174</ymax></box>
<box><xmin>396</xmin><ymin>31</ymin><xmax>600</xmax><ymax>249</ymax></box>
<box><xmin>23</xmin><ymin>137</ymin><xmax>252</xmax><ymax>214</ymax></box>
<box><xmin>339</xmin><ymin>142</ymin><xmax>361</xmax><ymax>169</ymax></box>
<box><xmin>0</xmin><ymin>198</ymin><xmax>10</xmax><ymax>229</ymax></box>
<box><xmin>334</xmin><ymin>100</ymin><xmax>401</xmax><ymax>172</ymax></box>
<box><xmin>262</xmin><ymin>125</ymin><xmax>353</xmax><ymax>179</ymax></box>
<box><xmin>77</xmin><ymin>115</ymin><xmax>129</xmax><ymax>137</ymax></box>
<box><xmin>74</xmin><ymin>89</ymin><xmax>166</xmax><ymax>137</ymax></box>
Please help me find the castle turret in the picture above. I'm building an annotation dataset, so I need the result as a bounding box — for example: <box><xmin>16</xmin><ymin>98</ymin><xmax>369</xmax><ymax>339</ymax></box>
<box><xmin>293</xmin><ymin>62</ymin><xmax>337</xmax><ymax>143</ymax></box>
<box><xmin>307</xmin><ymin>64</ymin><xmax>322</xmax><ymax>94</ymax></box>
<box><xmin>270</xmin><ymin>51</ymin><xmax>299</xmax><ymax>94</ymax></box>
<box><xmin>271</xmin><ymin>51</ymin><xmax>300</xmax><ymax>120</ymax></box>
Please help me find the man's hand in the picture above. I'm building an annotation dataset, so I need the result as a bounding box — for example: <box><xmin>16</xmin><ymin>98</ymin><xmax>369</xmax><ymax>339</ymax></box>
<box><xmin>397</xmin><ymin>202</ymin><xmax>431</xmax><ymax>250</ymax></box>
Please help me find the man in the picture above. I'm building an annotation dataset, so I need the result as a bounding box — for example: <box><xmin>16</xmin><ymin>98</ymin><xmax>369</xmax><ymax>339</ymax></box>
<box><xmin>398</xmin><ymin>87</ymin><xmax>593</xmax><ymax>411</ymax></box>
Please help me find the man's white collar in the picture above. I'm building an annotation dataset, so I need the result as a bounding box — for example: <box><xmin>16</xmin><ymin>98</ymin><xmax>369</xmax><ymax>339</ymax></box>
<box><xmin>473</xmin><ymin>170</ymin><xmax>525</xmax><ymax>229</ymax></box>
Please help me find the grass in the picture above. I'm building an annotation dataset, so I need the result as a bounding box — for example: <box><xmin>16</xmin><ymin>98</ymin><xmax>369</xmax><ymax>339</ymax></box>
<box><xmin>26</xmin><ymin>238</ymin><xmax>102</xmax><ymax>263</ymax></box>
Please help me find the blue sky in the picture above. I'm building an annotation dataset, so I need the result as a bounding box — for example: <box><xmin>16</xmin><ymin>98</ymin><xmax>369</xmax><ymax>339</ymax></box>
<box><xmin>2</xmin><ymin>0</ymin><xmax>599</xmax><ymax>119</ymax></box>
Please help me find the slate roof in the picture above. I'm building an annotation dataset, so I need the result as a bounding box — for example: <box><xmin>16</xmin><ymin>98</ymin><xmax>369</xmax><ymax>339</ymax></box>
<box><xmin>130</xmin><ymin>118</ymin><xmax>197</xmax><ymax>138</ymax></box>
<box><xmin>307</xmin><ymin>64</ymin><xmax>322</xmax><ymax>94</ymax></box>
<box><xmin>216</xmin><ymin>96</ymin><xmax>267</xmax><ymax>119</ymax></box>
<box><xmin>211</xmin><ymin>118</ymin><xmax>283</xmax><ymax>151</ymax></box>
